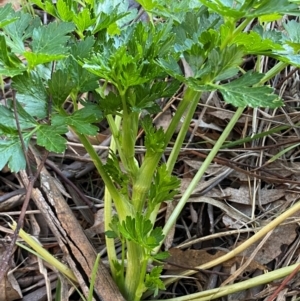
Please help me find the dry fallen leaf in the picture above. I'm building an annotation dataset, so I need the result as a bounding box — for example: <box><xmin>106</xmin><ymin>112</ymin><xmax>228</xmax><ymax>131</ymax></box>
<box><xmin>208</xmin><ymin>110</ymin><xmax>248</xmax><ymax>123</ymax></box>
<box><xmin>206</xmin><ymin>185</ymin><xmax>286</xmax><ymax>206</ymax></box>
<box><xmin>0</xmin><ymin>246</ymin><xmax>22</xmax><ymax>301</ymax></box>
<box><xmin>165</xmin><ymin>248</ymin><xmax>265</xmax><ymax>273</ymax></box>
<box><xmin>164</xmin><ymin>202</ymin><xmax>176</xmax><ymax>250</ymax></box>
<box><xmin>84</xmin><ymin>208</ymin><xmax>106</xmax><ymax>238</ymax></box>
<box><xmin>241</xmin><ymin>222</ymin><xmax>298</xmax><ymax>264</ymax></box>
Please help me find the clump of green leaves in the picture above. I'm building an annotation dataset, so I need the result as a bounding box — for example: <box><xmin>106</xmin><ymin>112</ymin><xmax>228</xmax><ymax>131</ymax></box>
<box><xmin>1</xmin><ymin>0</ymin><xmax>300</xmax><ymax>300</ymax></box>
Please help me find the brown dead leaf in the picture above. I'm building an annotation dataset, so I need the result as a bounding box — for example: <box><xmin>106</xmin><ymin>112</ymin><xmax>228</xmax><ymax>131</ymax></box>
<box><xmin>0</xmin><ymin>243</ymin><xmax>21</xmax><ymax>301</ymax></box>
<box><xmin>164</xmin><ymin>202</ymin><xmax>176</xmax><ymax>250</ymax></box>
<box><xmin>0</xmin><ymin>255</ymin><xmax>21</xmax><ymax>300</ymax></box>
<box><xmin>241</xmin><ymin>223</ymin><xmax>297</xmax><ymax>264</ymax></box>
<box><xmin>0</xmin><ymin>272</ymin><xmax>22</xmax><ymax>301</ymax></box>
<box><xmin>84</xmin><ymin>208</ymin><xmax>105</xmax><ymax>238</ymax></box>
<box><xmin>154</xmin><ymin>109</ymin><xmax>173</xmax><ymax>133</ymax></box>
<box><xmin>0</xmin><ymin>193</ymin><xmax>25</xmax><ymax>211</ymax></box>
<box><xmin>208</xmin><ymin>110</ymin><xmax>248</xmax><ymax>123</ymax></box>
<box><xmin>207</xmin><ymin>185</ymin><xmax>286</xmax><ymax>205</ymax></box>
<box><xmin>165</xmin><ymin>248</ymin><xmax>265</xmax><ymax>273</ymax></box>
<box><xmin>189</xmin><ymin>196</ymin><xmax>251</xmax><ymax>224</ymax></box>
<box><xmin>222</xmin><ymin>204</ymin><xmax>252</xmax><ymax>229</ymax></box>
<box><xmin>67</xmin><ymin>128</ymin><xmax>109</xmax><ymax>145</ymax></box>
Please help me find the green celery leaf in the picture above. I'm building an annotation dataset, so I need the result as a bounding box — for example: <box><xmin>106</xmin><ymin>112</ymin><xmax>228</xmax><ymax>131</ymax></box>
<box><xmin>53</xmin><ymin>105</ymin><xmax>102</xmax><ymax>136</ymax></box>
<box><xmin>58</xmin><ymin>38</ymin><xmax>98</xmax><ymax>93</ymax></box>
<box><xmin>118</xmin><ymin>214</ymin><xmax>164</xmax><ymax>250</ymax></box>
<box><xmin>28</xmin><ymin>0</ymin><xmax>57</xmax><ymax>17</ymax></box>
<box><xmin>136</xmin><ymin>214</ymin><xmax>153</xmax><ymax>239</ymax></box>
<box><xmin>119</xmin><ymin>214</ymin><xmax>148</xmax><ymax>242</ymax></box>
<box><xmin>36</xmin><ymin>124</ymin><xmax>68</xmax><ymax>153</ymax></box>
<box><xmin>126</xmin><ymin>21</ymin><xmax>176</xmax><ymax>59</ymax></box>
<box><xmin>92</xmin><ymin>0</ymin><xmax>130</xmax><ymax>34</ymax></box>
<box><xmin>0</xmin><ymin>35</ymin><xmax>25</xmax><ymax>77</ymax></box>
<box><xmin>199</xmin><ymin>0</ymin><xmax>298</xmax><ymax>19</ymax></box>
<box><xmin>271</xmin><ymin>53</ymin><xmax>300</xmax><ymax>67</ymax></box>
<box><xmin>253</xmin><ymin>25</ymin><xmax>283</xmax><ymax>45</ymax></box>
<box><xmin>31</xmin><ymin>21</ymin><xmax>74</xmax><ymax>53</ymax></box>
<box><xmin>148</xmin><ymin>164</ymin><xmax>180</xmax><ymax>208</ymax></box>
<box><xmin>126</xmin><ymin>80</ymin><xmax>180</xmax><ymax>113</ymax></box>
<box><xmin>107</xmin><ymin>215</ymin><xmax>121</xmax><ymax>239</ymax></box>
<box><xmin>84</xmin><ymin>21</ymin><xmax>176</xmax><ymax>91</ymax></box>
<box><xmin>135</xmin><ymin>0</ymin><xmax>155</xmax><ymax>10</ymax></box>
<box><xmin>47</xmin><ymin>69</ymin><xmax>76</xmax><ymax>107</ymax></box>
<box><xmin>0</xmin><ymin>124</ymin><xmax>18</xmax><ymax>136</ymax></box>
<box><xmin>147</xmin><ymin>227</ymin><xmax>164</xmax><ymax>248</ymax></box>
<box><xmin>3</xmin><ymin>12</ymin><xmax>40</xmax><ymax>54</ymax></box>
<box><xmin>0</xmin><ymin>4</ymin><xmax>18</xmax><ymax>28</ymax></box>
<box><xmin>199</xmin><ymin>0</ymin><xmax>243</xmax><ymax>18</ymax></box>
<box><xmin>12</xmin><ymin>71</ymin><xmax>48</xmax><ymax>118</ymax></box>
<box><xmin>56</xmin><ymin>0</ymin><xmax>74</xmax><ymax>21</ymax></box>
<box><xmin>119</xmin><ymin>216</ymin><xmax>136</xmax><ymax>241</ymax></box>
<box><xmin>82</xmin><ymin>52</ymin><xmax>116</xmax><ymax>85</ymax></box>
<box><xmin>0</xmin><ymin>103</ymin><xmax>35</xmax><ymax>130</ymax></box>
<box><xmin>173</xmin><ymin>9</ymin><xmax>221</xmax><ymax>45</ymax></box>
<box><xmin>24</xmin><ymin>53</ymin><xmax>66</xmax><ymax>69</ymax></box>
<box><xmin>282</xmin><ymin>20</ymin><xmax>300</xmax><ymax>52</ymax></box>
<box><xmin>155</xmin><ymin>56</ymin><xmax>185</xmax><ymax>81</ymax></box>
<box><xmin>105</xmin><ymin>230</ymin><xmax>119</xmax><ymax>239</ymax></box>
<box><xmin>103</xmin><ymin>151</ymin><xmax>130</xmax><ymax>195</ymax></box>
<box><xmin>217</xmin><ymin>72</ymin><xmax>283</xmax><ymax>108</ymax></box>
<box><xmin>73</xmin><ymin>8</ymin><xmax>95</xmax><ymax>34</ymax></box>
<box><xmin>190</xmin><ymin>45</ymin><xmax>243</xmax><ymax>82</ymax></box>
<box><xmin>96</xmin><ymin>90</ymin><xmax>123</xmax><ymax>115</ymax></box>
<box><xmin>247</xmin><ymin>0</ymin><xmax>298</xmax><ymax>17</ymax></box>
<box><xmin>145</xmin><ymin>266</ymin><xmax>165</xmax><ymax>297</ymax></box>
<box><xmin>66</xmin><ymin>116</ymin><xmax>99</xmax><ymax>135</ymax></box>
<box><xmin>142</xmin><ymin>115</ymin><xmax>166</xmax><ymax>154</ymax></box>
<box><xmin>24</xmin><ymin>21</ymin><xmax>74</xmax><ymax>68</ymax></box>
<box><xmin>231</xmin><ymin>31</ymin><xmax>283</xmax><ymax>54</ymax></box>
<box><xmin>70</xmin><ymin>36</ymin><xmax>95</xmax><ymax>59</ymax></box>
<box><xmin>149</xmin><ymin>0</ymin><xmax>205</xmax><ymax>23</ymax></box>
<box><xmin>152</xmin><ymin>251</ymin><xmax>169</xmax><ymax>260</ymax></box>
<box><xmin>58</xmin><ymin>56</ymin><xmax>99</xmax><ymax>94</ymax></box>
<box><xmin>0</xmin><ymin>136</ymin><xmax>29</xmax><ymax>172</ymax></box>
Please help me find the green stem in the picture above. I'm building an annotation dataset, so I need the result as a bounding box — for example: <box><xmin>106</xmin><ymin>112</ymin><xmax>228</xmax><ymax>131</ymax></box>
<box><xmin>149</xmin><ymin>88</ymin><xmax>201</xmax><ymax>225</ymax></box>
<box><xmin>74</xmin><ymin>131</ymin><xmax>132</xmax><ymax>221</ymax></box>
<box><xmin>104</xmin><ymin>115</ymin><xmax>124</xmax><ymax>287</ymax></box>
<box><xmin>132</xmin><ymin>152</ymin><xmax>162</xmax><ymax>212</ymax></box>
<box><xmin>222</xmin><ymin>123</ymin><xmax>297</xmax><ymax>148</ymax></box>
<box><xmin>258</xmin><ymin>61</ymin><xmax>287</xmax><ymax>84</ymax></box>
<box><xmin>157</xmin><ymin>106</ymin><xmax>245</xmax><ymax>251</ymax></box>
<box><xmin>220</xmin><ymin>18</ymin><xmax>252</xmax><ymax>50</ymax></box>
<box><xmin>135</xmin><ymin>256</ymin><xmax>149</xmax><ymax>300</ymax></box>
<box><xmin>164</xmin><ymin>88</ymin><xmax>198</xmax><ymax>144</ymax></box>
<box><xmin>124</xmin><ymin>241</ymin><xmax>144</xmax><ymax>301</ymax></box>
<box><xmin>166</xmin><ymin>88</ymin><xmax>201</xmax><ymax>173</ymax></box>
<box><xmin>131</xmin><ymin>86</ymin><xmax>200</xmax><ymax>213</ymax></box>
<box><xmin>152</xmin><ymin>263</ymin><xmax>300</xmax><ymax>301</ymax></box>
<box><xmin>121</xmin><ymin>93</ymin><xmax>139</xmax><ymax>177</ymax></box>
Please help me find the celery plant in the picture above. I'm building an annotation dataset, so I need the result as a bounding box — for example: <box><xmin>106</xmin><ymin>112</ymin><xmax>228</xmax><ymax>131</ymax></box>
<box><xmin>0</xmin><ymin>0</ymin><xmax>300</xmax><ymax>300</ymax></box>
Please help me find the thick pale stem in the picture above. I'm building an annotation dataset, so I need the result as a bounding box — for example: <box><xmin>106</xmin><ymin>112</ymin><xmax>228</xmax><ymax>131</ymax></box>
<box><xmin>105</xmin><ymin>115</ymin><xmax>125</xmax><ymax>287</ymax></box>
<box><xmin>124</xmin><ymin>241</ymin><xmax>144</xmax><ymax>301</ymax></box>
<box><xmin>121</xmin><ymin>93</ymin><xmax>139</xmax><ymax>177</ymax></box>
<box><xmin>131</xmin><ymin>153</ymin><xmax>162</xmax><ymax>211</ymax></box>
